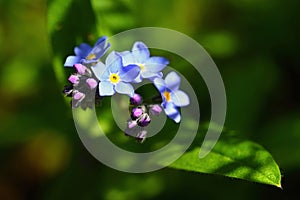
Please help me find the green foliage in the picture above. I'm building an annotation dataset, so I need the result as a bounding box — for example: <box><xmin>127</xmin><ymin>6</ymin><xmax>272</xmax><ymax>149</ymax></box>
<box><xmin>3</xmin><ymin>0</ymin><xmax>300</xmax><ymax>199</ymax></box>
<box><xmin>171</xmin><ymin>134</ymin><xmax>281</xmax><ymax>187</ymax></box>
<box><xmin>258</xmin><ymin>114</ymin><xmax>300</xmax><ymax>170</ymax></box>
<box><xmin>47</xmin><ymin>0</ymin><xmax>98</xmax><ymax>86</ymax></box>
<box><xmin>46</xmin><ymin>0</ymin><xmax>282</xmax><ymax>188</ymax></box>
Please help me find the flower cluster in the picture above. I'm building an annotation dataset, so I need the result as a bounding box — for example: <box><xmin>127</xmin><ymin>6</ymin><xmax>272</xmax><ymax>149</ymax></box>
<box><xmin>63</xmin><ymin>36</ymin><xmax>190</xmax><ymax>142</ymax></box>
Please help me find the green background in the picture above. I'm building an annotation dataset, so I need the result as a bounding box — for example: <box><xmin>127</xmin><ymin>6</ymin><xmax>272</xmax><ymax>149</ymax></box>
<box><xmin>0</xmin><ymin>0</ymin><xmax>299</xmax><ymax>199</ymax></box>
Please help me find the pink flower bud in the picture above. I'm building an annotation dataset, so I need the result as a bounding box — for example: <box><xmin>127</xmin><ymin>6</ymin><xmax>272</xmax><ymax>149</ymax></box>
<box><xmin>74</xmin><ymin>64</ymin><xmax>87</xmax><ymax>75</ymax></box>
<box><xmin>137</xmin><ymin>113</ymin><xmax>151</xmax><ymax>127</ymax></box>
<box><xmin>150</xmin><ymin>104</ymin><xmax>162</xmax><ymax>116</ymax></box>
<box><xmin>136</xmin><ymin>130</ymin><xmax>147</xmax><ymax>143</ymax></box>
<box><xmin>73</xmin><ymin>91</ymin><xmax>85</xmax><ymax>101</ymax></box>
<box><xmin>68</xmin><ymin>75</ymin><xmax>80</xmax><ymax>84</ymax></box>
<box><xmin>130</xmin><ymin>93</ymin><xmax>142</xmax><ymax>105</ymax></box>
<box><xmin>131</xmin><ymin>107</ymin><xmax>144</xmax><ymax>119</ymax></box>
<box><xmin>86</xmin><ymin>78</ymin><xmax>98</xmax><ymax>89</ymax></box>
<box><xmin>128</xmin><ymin>120</ymin><xmax>137</xmax><ymax>129</ymax></box>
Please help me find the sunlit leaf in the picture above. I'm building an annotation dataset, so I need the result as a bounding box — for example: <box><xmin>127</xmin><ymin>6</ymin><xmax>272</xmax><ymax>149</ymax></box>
<box><xmin>170</xmin><ymin>135</ymin><xmax>281</xmax><ymax>187</ymax></box>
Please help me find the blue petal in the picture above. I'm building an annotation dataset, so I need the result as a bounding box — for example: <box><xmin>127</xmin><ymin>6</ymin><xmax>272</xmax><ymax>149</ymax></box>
<box><xmin>170</xmin><ymin>112</ymin><xmax>181</xmax><ymax>123</ymax></box>
<box><xmin>74</xmin><ymin>43</ymin><xmax>92</xmax><ymax>57</ymax></box>
<box><xmin>165</xmin><ymin>71</ymin><xmax>180</xmax><ymax>92</ymax></box>
<box><xmin>106</xmin><ymin>51</ymin><xmax>122</xmax><ymax>73</ymax></box>
<box><xmin>148</xmin><ymin>72</ymin><xmax>163</xmax><ymax>82</ymax></box>
<box><xmin>133</xmin><ymin>75</ymin><xmax>142</xmax><ymax>83</ymax></box>
<box><xmin>162</xmin><ymin>102</ymin><xmax>181</xmax><ymax>123</ymax></box>
<box><xmin>95</xmin><ymin>36</ymin><xmax>107</xmax><ymax>46</ymax></box>
<box><xmin>80</xmin><ymin>58</ymin><xmax>98</xmax><ymax>65</ymax></box>
<box><xmin>90</xmin><ymin>38</ymin><xmax>110</xmax><ymax>59</ymax></box>
<box><xmin>132</xmin><ymin>42</ymin><xmax>150</xmax><ymax>63</ymax></box>
<box><xmin>118</xmin><ymin>51</ymin><xmax>136</xmax><ymax>66</ymax></box>
<box><xmin>64</xmin><ymin>56</ymin><xmax>81</xmax><ymax>67</ymax></box>
<box><xmin>91</xmin><ymin>62</ymin><xmax>107</xmax><ymax>80</ymax></box>
<box><xmin>144</xmin><ymin>56</ymin><xmax>169</xmax><ymax>72</ymax></box>
<box><xmin>99</xmin><ymin>81</ymin><xmax>115</xmax><ymax>96</ymax></box>
<box><xmin>153</xmin><ymin>78</ymin><xmax>166</xmax><ymax>93</ymax></box>
<box><xmin>106</xmin><ymin>51</ymin><xmax>118</xmax><ymax>66</ymax></box>
<box><xmin>171</xmin><ymin>90</ymin><xmax>190</xmax><ymax>107</ymax></box>
<box><xmin>163</xmin><ymin>102</ymin><xmax>179</xmax><ymax>116</ymax></box>
<box><xmin>120</xmin><ymin>64</ymin><xmax>140</xmax><ymax>82</ymax></box>
<box><xmin>115</xmin><ymin>82</ymin><xmax>134</xmax><ymax>96</ymax></box>
<box><xmin>141</xmin><ymin>71</ymin><xmax>160</xmax><ymax>79</ymax></box>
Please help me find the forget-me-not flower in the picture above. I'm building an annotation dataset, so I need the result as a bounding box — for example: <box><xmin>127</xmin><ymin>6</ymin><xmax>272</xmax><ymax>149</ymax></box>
<box><xmin>64</xmin><ymin>36</ymin><xmax>110</xmax><ymax>67</ymax></box>
<box><xmin>119</xmin><ymin>42</ymin><xmax>169</xmax><ymax>82</ymax></box>
<box><xmin>153</xmin><ymin>72</ymin><xmax>190</xmax><ymax>123</ymax></box>
<box><xmin>92</xmin><ymin>51</ymin><xmax>139</xmax><ymax>97</ymax></box>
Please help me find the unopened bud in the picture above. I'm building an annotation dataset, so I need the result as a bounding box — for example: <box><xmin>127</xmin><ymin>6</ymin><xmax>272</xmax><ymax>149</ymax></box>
<box><xmin>68</xmin><ymin>74</ymin><xmax>80</xmax><ymax>84</ymax></box>
<box><xmin>136</xmin><ymin>130</ymin><xmax>147</xmax><ymax>143</ymax></box>
<box><xmin>150</xmin><ymin>104</ymin><xmax>162</xmax><ymax>116</ymax></box>
<box><xmin>86</xmin><ymin>78</ymin><xmax>98</xmax><ymax>89</ymax></box>
<box><xmin>74</xmin><ymin>64</ymin><xmax>87</xmax><ymax>75</ymax></box>
<box><xmin>131</xmin><ymin>107</ymin><xmax>144</xmax><ymax>120</ymax></box>
<box><xmin>63</xmin><ymin>85</ymin><xmax>73</xmax><ymax>97</ymax></box>
<box><xmin>73</xmin><ymin>91</ymin><xmax>85</xmax><ymax>101</ymax></box>
<box><xmin>137</xmin><ymin>113</ymin><xmax>151</xmax><ymax>127</ymax></box>
<box><xmin>130</xmin><ymin>93</ymin><xmax>142</xmax><ymax>105</ymax></box>
<box><xmin>128</xmin><ymin>120</ymin><xmax>137</xmax><ymax>129</ymax></box>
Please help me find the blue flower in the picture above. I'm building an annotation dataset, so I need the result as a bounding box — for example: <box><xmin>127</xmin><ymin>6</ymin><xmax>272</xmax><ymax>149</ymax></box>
<box><xmin>64</xmin><ymin>36</ymin><xmax>110</xmax><ymax>67</ymax></box>
<box><xmin>119</xmin><ymin>42</ymin><xmax>169</xmax><ymax>82</ymax></box>
<box><xmin>153</xmin><ymin>72</ymin><xmax>190</xmax><ymax>123</ymax></box>
<box><xmin>91</xmin><ymin>51</ymin><xmax>139</xmax><ymax>97</ymax></box>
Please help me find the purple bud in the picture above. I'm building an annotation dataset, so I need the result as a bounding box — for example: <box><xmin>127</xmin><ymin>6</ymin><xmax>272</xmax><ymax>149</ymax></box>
<box><xmin>130</xmin><ymin>93</ymin><xmax>142</xmax><ymax>105</ymax></box>
<box><xmin>74</xmin><ymin>64</ymin><xmax>87</xmax><ymax>75</ymax></box>
<box><xmin>63</xmin><ymin>85</ymin><xmax>73</xmax><ymax>97</ymax></box>
<box><xmin>128</xmin><ymin>120</ymin><xmax>137</xmax><ymax>129</ymax></box>
<box><xmin>73</xmin><ymin>91</ymin><xmax>85</xmax><ymax>101</ymax></box>
<box><xmin>86</xmin><ymin>78</ymin><xmax>98</xmax><ymax>89</ymax></box>
<box><xmin>136</xmin><ymin>130</ymin><xmax>147</xmax><ymax>143</ymax></box>
<box><xmin>131</xmin><ymin>107</ymin><xmax>143</xmax><ymax>120</ymax></box>
<box><xmin>68</xmin><ymin>75</ymin><xmax>80</xmax><ymax>84</ymax></box>
<box><xmin>150</xmin><ymin>104</ymin><xmax>162</xmax><ymax>116</ymax></box>
<box><xmin>137</xmin><ymin>113</ymin><xmax>151</xmax><ymax>127</ymax></box>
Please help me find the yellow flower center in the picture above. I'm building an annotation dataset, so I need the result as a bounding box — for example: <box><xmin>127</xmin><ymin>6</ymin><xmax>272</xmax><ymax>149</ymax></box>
<box><xmin>137</xmin><ymin>63</ymin><xmax>145</xmax><ymax>71</ymax></box>
<box><xmin>163</xmin><ymin>91</ymin><xmax>171</xmax><ymax>102</ymax></box>
<box><xmin>86</xmin><ymin>53</ymin><xmax>96</xmax><ymax>60</ymax></box>
<box><xmin>109</xmin><ymin>73</ymin><xmax>120</xmax><ymax>84</ymax></box>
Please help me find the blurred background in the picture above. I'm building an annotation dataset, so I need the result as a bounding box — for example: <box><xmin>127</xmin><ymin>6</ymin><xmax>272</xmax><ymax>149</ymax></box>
<box><xmin>0</xmin><ymin>0</ymin><xmax>299</xmax><ymax>199</ymax></box>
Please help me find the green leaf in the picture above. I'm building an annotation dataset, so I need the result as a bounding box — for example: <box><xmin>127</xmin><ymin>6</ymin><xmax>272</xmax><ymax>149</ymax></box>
<box><xmin>170</xmin><ymin>135</ymin><xmax>282</xmax><ymax>187</ymax></box>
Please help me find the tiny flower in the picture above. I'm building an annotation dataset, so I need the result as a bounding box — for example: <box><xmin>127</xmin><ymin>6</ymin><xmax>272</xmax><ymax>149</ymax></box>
<box><xmin>119</xmin><ymin>41</ymin><xmax>169</xmax><ymax>82</ymax></box>
<box><xmin>63</xmin><ymin>85</ymin><xmax>73</xmax><ymax>97</ymax></box>
<box><xmin>153</xmin><ymin>72</ymin><xmax>190</xmax><ymax>123</ymax></box>
<box><xmin>128</xmin><ymin>120</ymin><xmax>137</xmax><ymax>129</ymax></box>
<box><xmin>137</xmin><ymin>113</ymin><xmax>151</xmax><ymax>127</ymax></box>
<box><xmin>149</xmin><ymin>104</ymin><xmax>162</xmax><ymax>116</ymax></box>
<box><xmin>131</xmin><ymin>107</ymin><xmax>144</xmax><ymax>120</ymax></box>
<box><xmin>130</xmin><ymin>93</ymin><xmax>143</xmax><ymax>105</ymax></box>
<box><xmin>64</xmin><ymin>36</ymin><xmax>110</xmax><ymax>67</ymax></box>
<box><xmin>73</xmin><ymin>91</ymin><xmax>85</xmax><ymax>101</ymax></box>
<box><xmin>74</xmin><ymin>63</ymin><xmax>88</xmax><ymax>75</ymax></box>
<box><xmin>72</xmin><ymin>90</ymin><xmax>86</xmax><ymax>108</ymax></box>
<box><xmin>68</xmin><ymin>74</ymin><xmax>80</xmax><ymax>84</ymax></box>
<box><xmin>125</xmin><ymin>122</ymin><xmax>147</xmax><ymax>143</ymax></box>
<box><xmin>136</xmin><ymin>130</ymin><xmax>147</xmax><ymax>143</ymax></box>
<box><xmin>92</xmin><ymin>51</ymin><xmax>139</xmax><ymax>97</ymax></box>
<box><xmin>86</xmin><ymin>78</ymin><xmax>98</xmax><ymax>89</ymax></box>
